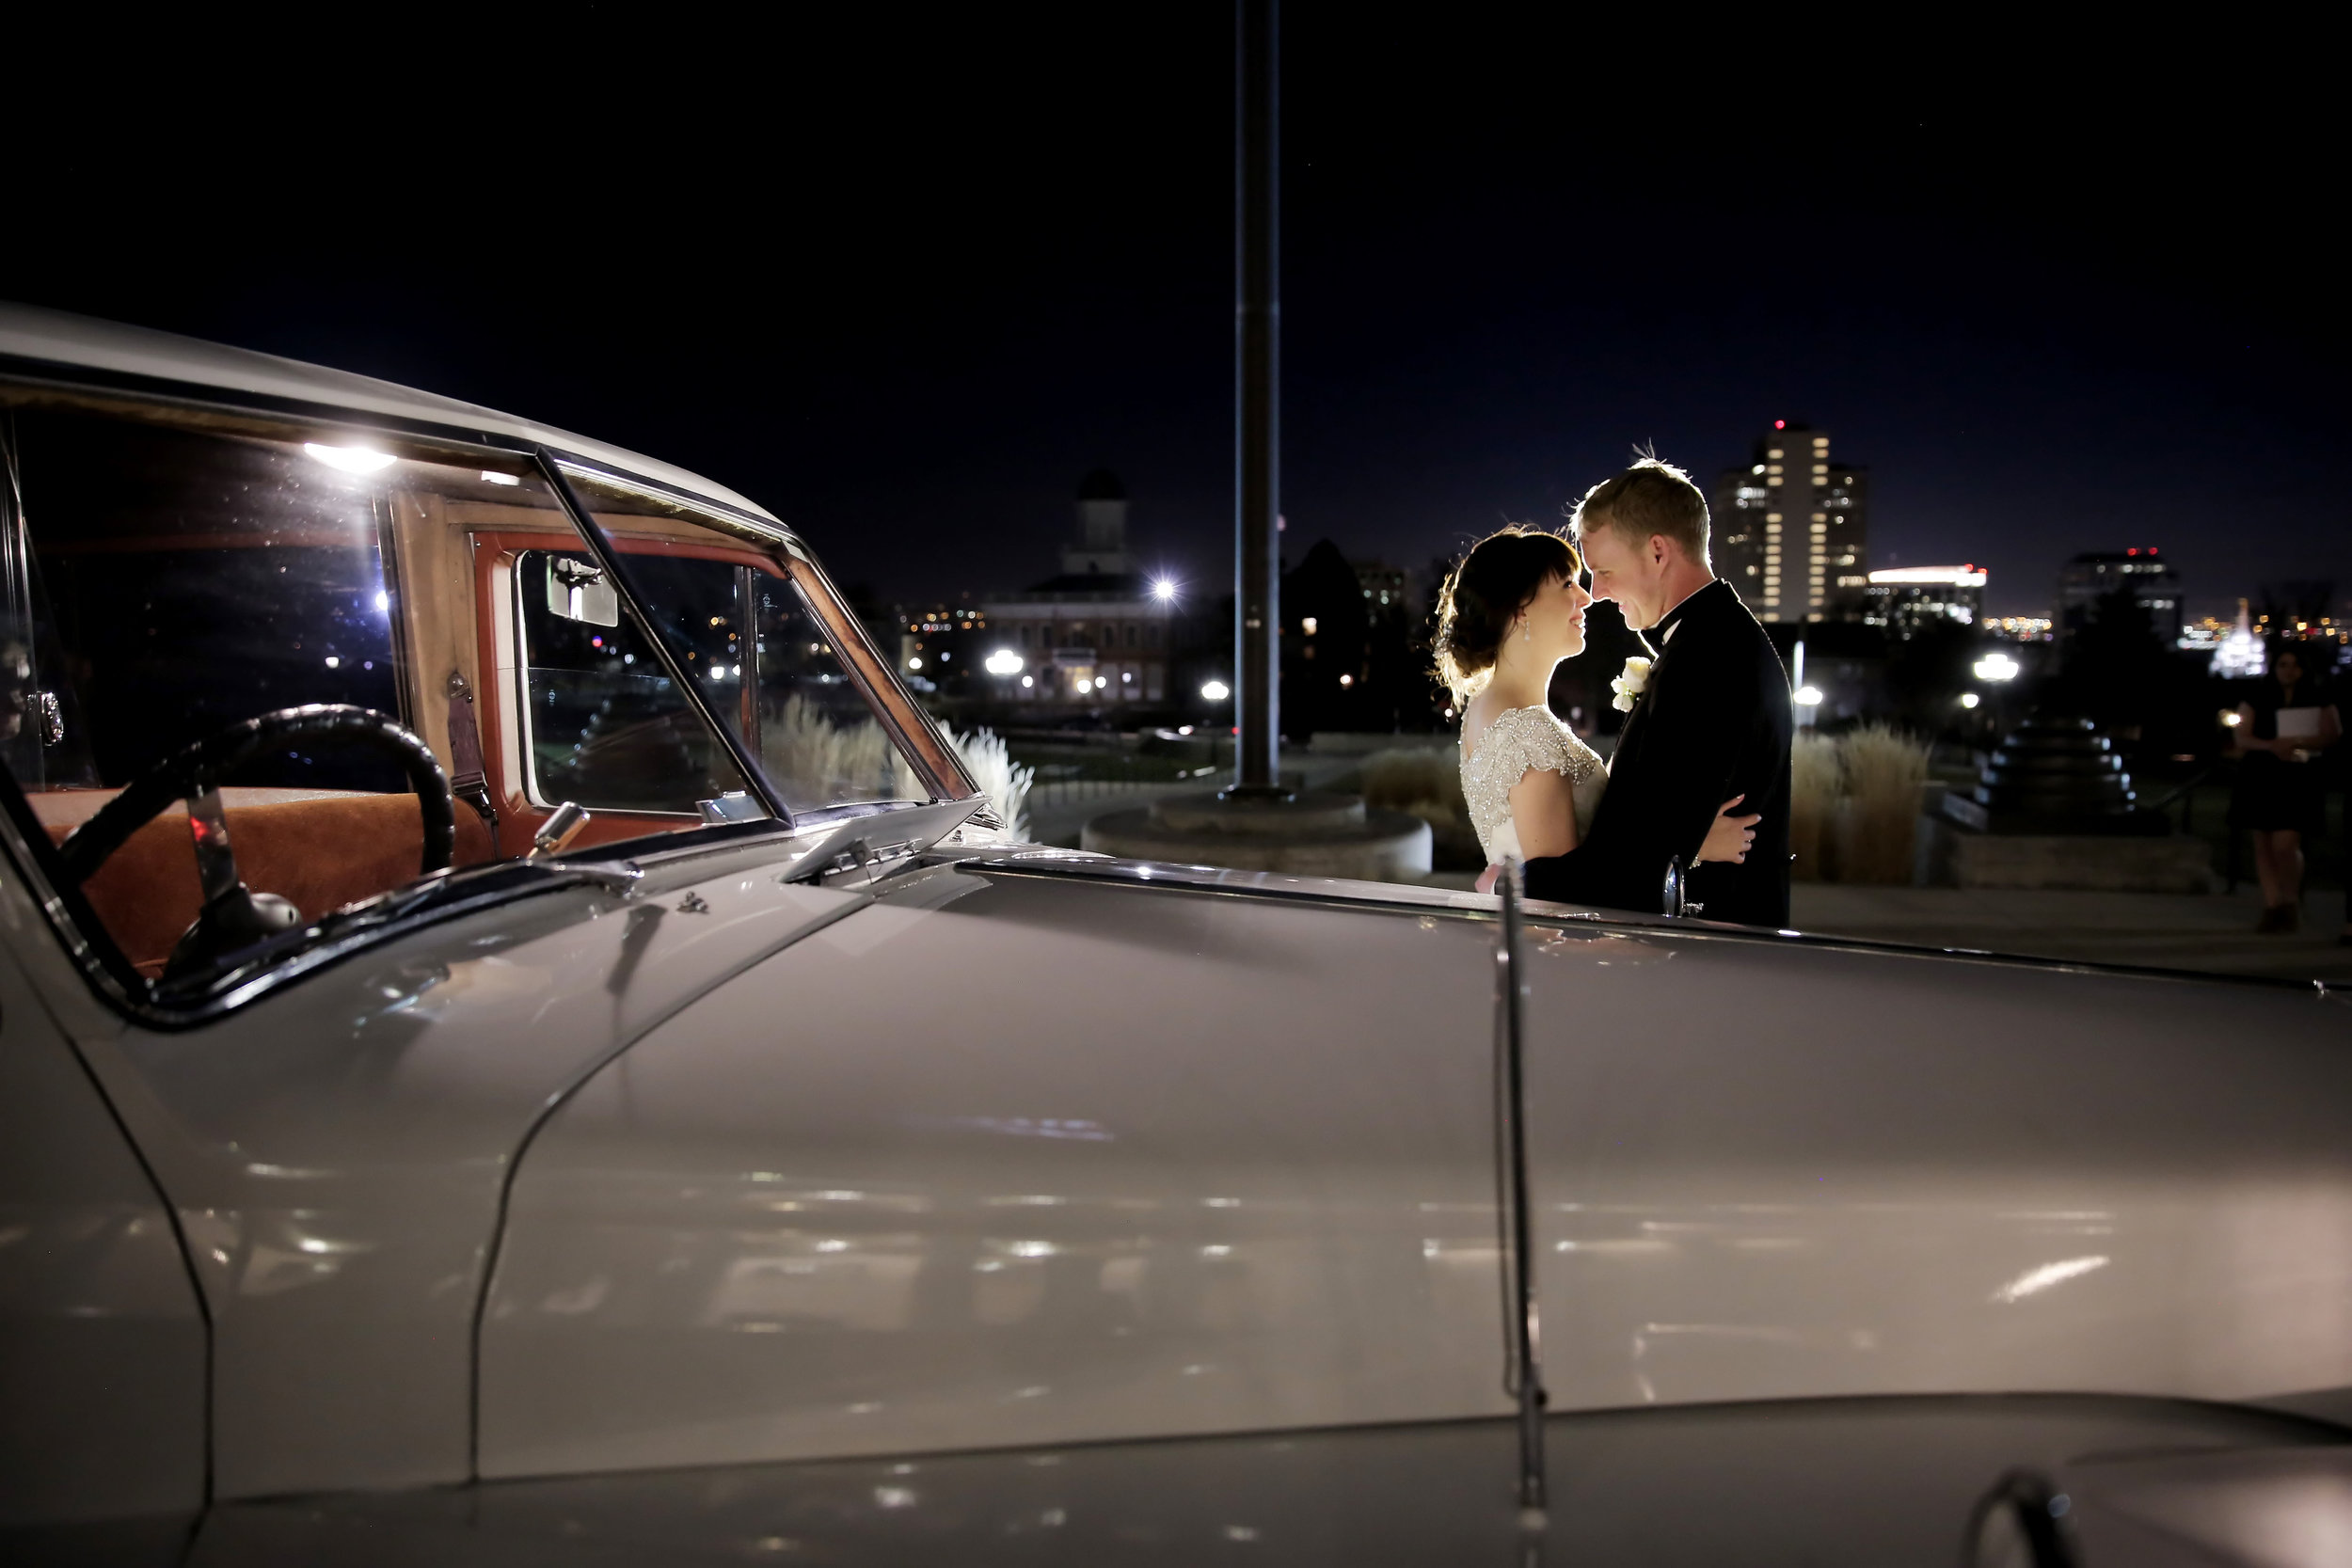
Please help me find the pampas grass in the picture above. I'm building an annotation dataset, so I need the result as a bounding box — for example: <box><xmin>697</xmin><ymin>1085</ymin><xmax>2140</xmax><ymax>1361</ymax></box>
<box><xmin>947</xmin><ymin>726</ymin><xmax>1034</xmax><ymax>839</ymax></box>
<box><xmin>1789</xmin><ymin>724</ymin><xmax>1931</xmax><ymax>884</ymax></box>
<box><xmin>764</xmin><ymin>698</ymin><xmax>1031</xmax><ymax>836</ymax></box>
<box><xmin>766</xmin><ymin>694</ymin><xmax>895</xmax><ymax>802</ymax></box>
<box><xmin>1835</xmin><ymin>724</ymin><xmax>1930</xmax><ymax>884</ymax></box>
<box><xmin>1789</xmin><ymin>734</ymin><xmax>1841</xmax><ymax>881</ymax></box>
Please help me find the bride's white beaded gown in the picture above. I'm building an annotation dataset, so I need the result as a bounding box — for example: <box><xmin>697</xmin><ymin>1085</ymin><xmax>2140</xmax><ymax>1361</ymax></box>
<box><xmin>1460</xmin><ymin>705</ymin><xmax>1609</xmax><ymax>864</ymax></box>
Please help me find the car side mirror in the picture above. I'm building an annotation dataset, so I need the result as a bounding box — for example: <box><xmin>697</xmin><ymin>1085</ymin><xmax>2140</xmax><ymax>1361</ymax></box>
<box><xmin>547</xmin><ymin>557</ymin><xmax>619</xmax><ymax>627</ymax></box>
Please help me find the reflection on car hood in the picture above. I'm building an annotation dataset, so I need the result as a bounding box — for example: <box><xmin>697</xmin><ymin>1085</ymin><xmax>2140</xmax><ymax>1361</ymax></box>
<box><xmin>76</xmin><ymin>836</ymin><xmax>874</xmax><ymax>1498</ymax></box>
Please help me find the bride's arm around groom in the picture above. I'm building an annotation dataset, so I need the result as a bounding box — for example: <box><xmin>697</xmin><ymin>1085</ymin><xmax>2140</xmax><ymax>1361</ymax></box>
<box><xmin>1522</xmin><ymin>461</ymin><xmax>1794</xmax><ymax>929</ymax></box>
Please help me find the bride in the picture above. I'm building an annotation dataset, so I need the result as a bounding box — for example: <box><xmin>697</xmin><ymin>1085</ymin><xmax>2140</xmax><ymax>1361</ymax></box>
<box><xmin>1436</xmin><ymin>527</ymin><xmax>1756</xmax><ymax>893</ymax></box>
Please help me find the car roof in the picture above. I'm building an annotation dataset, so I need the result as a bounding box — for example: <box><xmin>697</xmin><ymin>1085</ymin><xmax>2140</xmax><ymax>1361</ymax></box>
<box><xmin>0</xmin><ymin>301</ymin><xmax>781</xmax><ymax>526</ymax></box>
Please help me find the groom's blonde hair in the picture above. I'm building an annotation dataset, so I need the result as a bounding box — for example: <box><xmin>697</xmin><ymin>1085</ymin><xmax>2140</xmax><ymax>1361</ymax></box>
<box><xmin>1571</xmin><ymin>457</ymin><xmax>1710</xmax><ymax>563</ymax></box>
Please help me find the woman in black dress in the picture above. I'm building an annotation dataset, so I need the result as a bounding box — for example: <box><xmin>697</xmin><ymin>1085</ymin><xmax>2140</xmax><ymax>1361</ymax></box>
<box><xmin>2229</xmin><ymin>645</ymin><xmax>2342</xmax><ymax>933</ymax></box>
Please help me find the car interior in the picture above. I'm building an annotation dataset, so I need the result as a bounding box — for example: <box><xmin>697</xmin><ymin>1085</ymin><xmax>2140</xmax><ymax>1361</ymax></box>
<box><xmin>0</xmin><ymin>399</ymin><xmax>954</xmax><ymax>982</ymax></box>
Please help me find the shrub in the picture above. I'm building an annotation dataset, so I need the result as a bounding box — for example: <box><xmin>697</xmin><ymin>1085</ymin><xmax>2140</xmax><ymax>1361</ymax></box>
<box><xmin>1789</xmin><ymin>724</ymin><xmax>1931</xmax><ymax>884</ymax></box>
<box><xmin>1835</xmin><ymin>724</ymin><xmax>1930</xmax><ymax>884</ymax></box>
<box><xmin>1361</xmin><ymin>746</ymin><xmax>1482</xmax><ymax>869</ymax></box>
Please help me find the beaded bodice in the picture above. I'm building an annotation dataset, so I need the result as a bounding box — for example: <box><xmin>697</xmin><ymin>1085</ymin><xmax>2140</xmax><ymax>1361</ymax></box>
<box><xmin>1459</xmin><ymin>705</ymin><xmax>1608</xmax><ymax>863</ymax></box>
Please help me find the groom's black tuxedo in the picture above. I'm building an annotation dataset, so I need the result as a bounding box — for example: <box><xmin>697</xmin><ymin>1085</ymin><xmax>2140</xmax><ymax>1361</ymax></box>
<box><xmin>1523</xmin><ymin>579</ymin><xmax>1792</xmax><ymax>927</ymax></box>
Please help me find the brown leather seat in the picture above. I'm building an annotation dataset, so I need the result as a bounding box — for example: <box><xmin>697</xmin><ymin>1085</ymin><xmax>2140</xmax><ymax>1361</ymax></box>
<box><xmin>33</xmin><ymin>791</ymin><xmax>496</xmax><ymax>974</ymax></box>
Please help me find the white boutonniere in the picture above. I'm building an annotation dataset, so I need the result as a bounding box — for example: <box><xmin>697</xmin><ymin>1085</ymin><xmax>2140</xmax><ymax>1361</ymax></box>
<box><xmin>1610</xmin><ymin>657</ymin><xmax>1653</xmax><ymax>712</ymax></box>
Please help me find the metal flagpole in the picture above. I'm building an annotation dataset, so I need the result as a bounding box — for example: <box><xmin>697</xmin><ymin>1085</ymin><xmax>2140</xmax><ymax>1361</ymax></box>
<box><xmin>1231</xmin><ymin>0</ymin><xmax>1282</xmax><ymax>798</ymax></box>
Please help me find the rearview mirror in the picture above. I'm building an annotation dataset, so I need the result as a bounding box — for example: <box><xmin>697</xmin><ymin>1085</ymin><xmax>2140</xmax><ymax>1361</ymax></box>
<box><xmin>547</xmin><ymin>557</ymin><xmax>619</xmax><ymax>627</ymax></box>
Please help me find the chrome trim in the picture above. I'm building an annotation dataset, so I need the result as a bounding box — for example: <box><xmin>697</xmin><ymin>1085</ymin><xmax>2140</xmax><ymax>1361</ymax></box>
<box><xmin>548</xmin><ymin>457</ymin><xmax>800</xmax><ymax>556</ymax></box>
<box><xmin>959</xmin><ymin>853</ymin><xmax>2338</xmax><ymax>993</ymax></box>
<box><xmin>1493</xmin><ymin>864</ymin><xmax>1547</xmax><ymax>1512</ymax></box>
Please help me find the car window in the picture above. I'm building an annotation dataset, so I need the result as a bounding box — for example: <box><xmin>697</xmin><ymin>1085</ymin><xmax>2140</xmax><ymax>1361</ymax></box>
<box><xmin>553</xmin><ymin>470</ymin><xmax>941</xmax><ymax>815</ymax></box>
<box><xmin>514</xmin><ymin>547</ymin><xmax>762</xmax><ymax>814</ymax></box>
<box><xmin>0</xmin><ymin>402</ymin><xmax>762</xmax><ymax>989</ymax></box>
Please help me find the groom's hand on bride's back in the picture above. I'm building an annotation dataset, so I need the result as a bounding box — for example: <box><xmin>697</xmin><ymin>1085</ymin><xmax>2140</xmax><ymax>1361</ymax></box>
<box><xmin>1698</xmin><ymin>794</ymin><xmax>1762</xmax><ymax>864</ymax></box>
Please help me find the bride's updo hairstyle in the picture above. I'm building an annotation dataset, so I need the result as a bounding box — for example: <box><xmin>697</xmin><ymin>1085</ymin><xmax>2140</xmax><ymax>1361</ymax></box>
<box><xmin>1433</xmin><ymin>526</ymin><xmax>1581</xmax><ymax>699</ymax></box>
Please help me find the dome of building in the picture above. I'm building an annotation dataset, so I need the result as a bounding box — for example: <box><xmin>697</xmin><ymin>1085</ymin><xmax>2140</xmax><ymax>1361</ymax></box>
<box><xmin>1075</xmin><ymin>468</ymin><xmax>1126</xmax><ymax>502</ymax></box>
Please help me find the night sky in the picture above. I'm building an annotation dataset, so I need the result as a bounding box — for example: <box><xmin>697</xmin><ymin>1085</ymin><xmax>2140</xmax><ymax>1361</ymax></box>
<box><xmin>9</xmin><ymin>14</ymin><xmax>2341</xmax><ymax>622</ymax></box>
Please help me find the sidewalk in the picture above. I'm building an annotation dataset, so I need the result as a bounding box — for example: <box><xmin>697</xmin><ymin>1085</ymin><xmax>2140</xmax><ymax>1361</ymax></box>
<box><xmin>1791</xmin><ymin>884</ymin><xmax>2352</xmax><ymax>984</ymax></box>
<box><xmin>1025</xmin><ymin>748</ymin><xmax>1372</xmax><ymax>847</ymax></box>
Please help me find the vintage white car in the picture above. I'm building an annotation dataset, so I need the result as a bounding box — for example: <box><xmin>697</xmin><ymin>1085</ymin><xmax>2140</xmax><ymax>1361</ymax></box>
<box><xmin>2</xmin><ymin>304</ymin><xmax>2347</xmax><ymax>1564</ymax></box>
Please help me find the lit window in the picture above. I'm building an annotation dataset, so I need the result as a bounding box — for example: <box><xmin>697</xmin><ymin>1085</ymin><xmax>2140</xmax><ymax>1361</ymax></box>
<box><xmin>1767</xmin><ymin>449</ymin><xmax>1784</xmax><ymax>460</ymax></box>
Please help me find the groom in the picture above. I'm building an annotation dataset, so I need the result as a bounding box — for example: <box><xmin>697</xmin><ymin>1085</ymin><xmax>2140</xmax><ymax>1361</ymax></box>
<box><xmin>1522</xmin><ymin>459</ymin><xmax>1793</xmax><ymax>927</ymax></box>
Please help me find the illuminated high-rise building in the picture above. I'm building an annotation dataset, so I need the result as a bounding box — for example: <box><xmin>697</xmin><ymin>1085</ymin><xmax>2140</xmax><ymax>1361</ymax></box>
<box><xmin>1712</xmin><ymin>421</ymin><xmax>1869</xmax><ymax>623</ymax></box>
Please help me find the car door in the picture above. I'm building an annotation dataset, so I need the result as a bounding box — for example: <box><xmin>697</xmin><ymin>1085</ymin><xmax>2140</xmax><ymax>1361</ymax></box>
<box><xmin>0</xmin><ymin>930</ymin><xmax>206</xmax><ymax>1540</ymax></box>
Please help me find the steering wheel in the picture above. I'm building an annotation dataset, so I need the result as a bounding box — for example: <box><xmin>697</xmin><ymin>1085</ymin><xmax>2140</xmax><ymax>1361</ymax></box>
<box><xmin>58</xmin><ymin>705</ymin><xmax>456</xmax><ymax>980</ymax></box>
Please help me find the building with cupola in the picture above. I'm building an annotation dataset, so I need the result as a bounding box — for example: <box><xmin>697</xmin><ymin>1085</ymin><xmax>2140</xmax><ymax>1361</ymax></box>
<box><xmin>977</xmin><ymin>470</ymin><xmax>1179</xmax><ymax>705</ymax></box>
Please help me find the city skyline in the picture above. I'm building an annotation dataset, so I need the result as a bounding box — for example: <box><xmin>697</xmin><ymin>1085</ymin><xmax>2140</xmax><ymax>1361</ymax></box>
<box><xmin>964</xmin><ymin>442</ymin><xmax>2321</xmax><ymax>635</ymax></box>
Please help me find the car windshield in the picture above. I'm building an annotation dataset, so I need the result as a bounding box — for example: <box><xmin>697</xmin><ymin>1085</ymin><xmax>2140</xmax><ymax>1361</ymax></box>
<box><xmin>0</xmin><ymin>398</ymin><xmax>938</xmax><ymax>1005</ymax></box>
<box><xmin>547</xmin><ymin>466</ymin><xmax>965</xmax><ymax>816</ymax></box>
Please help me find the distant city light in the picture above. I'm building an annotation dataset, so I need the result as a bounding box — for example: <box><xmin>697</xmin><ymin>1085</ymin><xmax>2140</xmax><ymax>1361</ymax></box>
<box><xmin>324</xmin><ymin>656</ymin><xmax>341</xmax><ymax>669</ymax></box>
<box><xmin>1773</xmin><ymin>420</ymin><xmax>1787</xmax><ymax>430</ymax></box>
<box><xmin>985</xmin><ymin>649</ymin><xmax>1024</xmax><ymax>676</ymax></box>
<box><xmin>1960</xmin><ymin>692</ymin><xmax>1981</xmax><ymax>709</ymax></box>
<box><xmin>1301</xmin><ymin>616</ymin><xmax>1318</xmax><ymax>636</ymax></box>
<box><xmin>1094</xmin><ymin>675</ymin><xmax>1109</xmax><ymax>689</ymax></box>
<box><xmin>305</xmin><ymin>443</ymin><xmax>396</xmax><ymax>474</ymax></box>
<box><xmin>907</xmin><ymin>657</ymin><xmax>923</xmax><ymax>671</ymax></box>
<box><xmin>1021</xmin><ymin>675</ymin><xmax>1034</xmax><ymax>688</ymax></box>
<box><xmin>1794</xmin><ymin>686</ymin><xmax>1823</xmax><ymax>706</ymax></box>
<box><xmin>2220</xmin><ymin>709</ymin><xmax>2242</xmax><ymax>728</ymax></box>
<box><xmin>373</xmin><ymin>590</ymin><xmax>390</xmax><ymax>612</ymax></box>
<box><xmin>1339</xmin><ymin>673</ymin><xmax>1354</xmax><ymax>687</ymax></box>
<box><xmin>1869</xmin><ymin>566</ymin><xmax>1988</xmax><ymax>588</ymax></box>
<box><xmin>1973</xmin><ymin>653</ymin><xmax>2021</xmax><ymax>683</ymax></box>
<box><xmin>1201</xmin><ymin>679</ymin><xmax>1232</xmax><ymax>701</ymax></box>
<box><xmin>1152</xmin><ymin>578</ymin><xmax>1178</xmax><ymax>602</ymax></box>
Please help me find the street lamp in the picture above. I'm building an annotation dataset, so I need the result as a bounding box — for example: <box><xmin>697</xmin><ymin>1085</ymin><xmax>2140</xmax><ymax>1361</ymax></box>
<box><xmin>984</xmin><ymin>649</ymin><xmax>1024</xmax><ymax>676</ymax></box>
<box><xmin>1973</xmin><ymin>652</ymin><xmax>2020</xmax><ymax>683</ymax></box>
<box><xmin>1201</xmin><ymin>679</ymin><xmax>1232</xmax><ymax>701</ymax></box>
<box><xmin>1152</xmin><ymin>578</ymin><xmax>1179</xmax><ymax>603</ymax></box>
<box><xmin>1794</xmin><ymin>686</ymin><xmax>1823</xmax><ymax>707</ymax></box>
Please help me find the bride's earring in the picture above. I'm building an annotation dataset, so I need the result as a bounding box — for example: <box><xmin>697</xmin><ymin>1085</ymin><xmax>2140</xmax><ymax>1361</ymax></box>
<box><xmin>1520</xmin><ymin>618</ymin><xmax>1531</xmax><ymax>644</ymax></box>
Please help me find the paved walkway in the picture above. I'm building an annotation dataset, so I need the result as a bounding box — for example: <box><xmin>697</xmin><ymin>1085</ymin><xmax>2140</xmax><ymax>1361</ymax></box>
<box><xmin>1792</xmin><ymin>884</ymin><xmax>2352</xmax><ymax>984</ymax></box>
<box><xmin>1025</xmin><ymin>749</ymin><xmax>1374</xmax><ymax>847</ymax></box>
